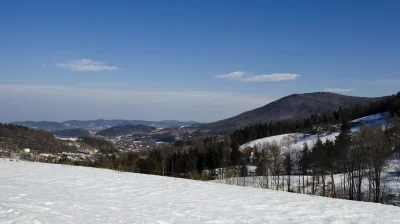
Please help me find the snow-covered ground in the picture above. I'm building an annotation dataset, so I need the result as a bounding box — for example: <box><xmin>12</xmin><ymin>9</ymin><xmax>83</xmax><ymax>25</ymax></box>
<box><xmin>58</xmin><ymin>137</ymin><xmax>78</xmax><ymax>142</ymax></box>
<box><xmin>1</xmin><ymin>160</ymin><xmax>400</xmax><ymax>223</ymax></box>
<box><xmin>239</xmin><ymin>112</ymin><xmax>389</xmax><ymax>152</ymax></box>
<box><xmin>351</xmin><ymin>112</ymin><xmax>388</xmax><ymax>123</ymax></box>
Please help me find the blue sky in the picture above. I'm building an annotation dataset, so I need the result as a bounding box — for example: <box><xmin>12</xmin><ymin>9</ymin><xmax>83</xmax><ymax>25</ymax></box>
<box><xmin>0</xmin><ymin>0</ymin><xmax>399</xmax><ymax>122</ymax></box>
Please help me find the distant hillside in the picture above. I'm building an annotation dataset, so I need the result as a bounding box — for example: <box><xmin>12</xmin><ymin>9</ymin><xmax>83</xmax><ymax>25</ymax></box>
<box><xmin>78</xmin><ymin>136</ymin><xmax>117</xmax><ymax>153</ymax></box>
<box><xmin>0</xmin><ymin>124</ymin><xmax>76</xmax><ymax>153</ymax></box>
<box><xmin>12</xmin><ymin>120</ymin><xmax>200</xmax><ymax>131</ymax></box>
<box><xmin>198</xmin><ymin>92</ymin><xmax>379</xmax><ymax>133</ymax></box>
<box><xmin>96</xmin><ymin>125</ymin><xmax>156</xmax><ymax>137</ymax></box>
<box><xmin>12</xmin><ymin>121</ymin><xmax>65</xmax><ymax>131</ymax></box>
<box><xmin>52</xmin><ymin>128</ymin><xmax>90</xmax><ymax>138</ymax></box>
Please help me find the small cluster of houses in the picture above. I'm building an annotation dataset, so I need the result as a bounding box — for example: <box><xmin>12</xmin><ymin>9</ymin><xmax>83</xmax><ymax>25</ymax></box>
<box><xmin>106</xmin><ymin>134</ymin><xmax>170</xmax><ymax>151</ymax></box>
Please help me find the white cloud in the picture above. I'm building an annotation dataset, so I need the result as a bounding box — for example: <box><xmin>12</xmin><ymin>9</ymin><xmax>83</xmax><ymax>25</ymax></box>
<box><xmin>0</xmin><ymin>84</ymin><xmax>272</xmax><ymax>123</ymax></box>
<box><xmin>215</xmin><ymin>71</ymin><xmax>246</xmax><ymax>79</ymax></box>
<box><xmin>216</xmin><ymin>72</ymin><xmax>300</xmax><ymax>82</ymax></box>
<box><xmin>56</xmin><ymin>58</ymin><xmax>120</xmax><ymax>72</ymax></box>
<box><xmin>243</xmin><ymin>73</ymin><xmax>300</xmax><ymax>82</ymax></box>
<box><xmin>323</xmin><ymin>88</ymin><xmax>354</xmax><ymax>93</ymax></box>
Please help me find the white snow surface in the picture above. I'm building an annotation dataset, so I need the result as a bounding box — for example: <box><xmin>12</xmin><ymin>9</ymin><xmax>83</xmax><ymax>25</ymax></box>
<box><xmin>1</xmin><ymin>161</ymin><xmax>400</xmax><ymax>224</ymax></box>
<box><xmin>239</xmin><ymin>133</ymin><xmax>297</xmax><ymax>151</ymax></box>
<box><xmin>351</xmin><ymin>112</ymin><xmax>389</xmax><ymax>123</ymax></box>
<box><xmin>239</xmin><ymin>132</ymin><xmax>339</xmax><ymax>152</ymax></box>
<box><xmin>58</xmin><ymin>137</ymin><xmax>78</xmax><ymax>142</ymax></box>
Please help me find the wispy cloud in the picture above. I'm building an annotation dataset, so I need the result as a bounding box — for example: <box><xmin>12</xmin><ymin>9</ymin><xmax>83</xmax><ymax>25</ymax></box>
<box><xmin>215</xmin><ymin>71</ymin><xmax>246</xmax><ymax>79</ymax></box>
<box><xmin>216</xmin><ymin>71</ymin><xmax>300</xmax><ymax>82</ymax></box>
<box><xmin>323</xmin><ymin>88</ymin><xmax>354</xmax><ymax>93</ymax></box>
<box><xmin>243</xmin><ymin>73</ymin><xmax>300</xmax><ymax>82</ymax></box>
<box><xmin>56</xmin><ymin>58</ymin><xmax>120</xmax><ymax>72</ymax></box>
<box><xmin>41</xmin><ymin>65</ymin><xmax>47</xmax><ymax>68</ymax></box>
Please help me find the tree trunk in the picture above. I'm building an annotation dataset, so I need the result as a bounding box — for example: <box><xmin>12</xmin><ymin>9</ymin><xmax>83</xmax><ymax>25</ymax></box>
<box><xmin>330</xmin><ymin>172</ymin><xmax>335</xmax><ymax>198</ymax></box>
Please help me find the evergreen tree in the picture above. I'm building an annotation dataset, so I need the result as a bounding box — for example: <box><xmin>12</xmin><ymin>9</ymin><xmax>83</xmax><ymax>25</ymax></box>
<box><xmin>299</xmin><ymin>142</ymin><xmax>310</xmax><ymax>193</ymax></box>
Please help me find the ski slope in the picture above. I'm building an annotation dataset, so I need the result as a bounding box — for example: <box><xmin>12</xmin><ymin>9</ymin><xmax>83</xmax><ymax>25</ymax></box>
<box><xmin>239</xmin><ymin>112</ymin><xmax>389</xmax><ymax>152</ymax></box>
<box><xmin>351</xmin><ymin>112</ymin><xmax>388</xmax><ymax>123</ymax></box>
<box><xmin>1</xmin><ymin>161</ymin><xmax>400</xmax><ymax>223</ymax></box>
<box><xmin>239</xmin><ymin>132</ymin><xmax>339</xmax><ymax>152</ymax></box>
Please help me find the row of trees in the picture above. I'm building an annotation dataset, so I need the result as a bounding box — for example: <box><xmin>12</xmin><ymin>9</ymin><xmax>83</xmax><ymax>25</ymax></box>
<box><xmin>93</xmin><ymin>140</ymin><xmax>234</xmax><ymax>180</ymax></box>
<box><xmin>252</xmin><ymin>116</ymin><xmax>400</xmax><ymax>203</ymax></box>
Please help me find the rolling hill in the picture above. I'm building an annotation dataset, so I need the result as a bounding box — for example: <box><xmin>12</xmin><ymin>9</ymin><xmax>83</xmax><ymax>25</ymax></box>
<box><xmin>52</xmin><ymin>128</ymin><xmax>90</xmax><ymax>138</ymax></box>
<box><xmin>11</xmin><ymin>121</ymin><xmax>66</xmax><ymax>131</ymax></box>
<box><xmin>12</xmin><ymin>119</ymin><xmax>200</xmax><ymax>131</ymax></box>
<box><xmin>0</xmin><ymin>124</ymin><xmax>76</xmax><ymax>153</ymax></box>
<box><xmin>197</xmin><ymin>92</ymin><xmax>379</xmax><ymax>133</ymax></box>
<box><xmin>96</xmin><ymin>124</ymin><xmax>156</xmax><ymax>137</ymax></box>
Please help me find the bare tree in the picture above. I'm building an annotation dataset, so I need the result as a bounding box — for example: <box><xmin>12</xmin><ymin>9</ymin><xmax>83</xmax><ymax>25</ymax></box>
<box><xmin>268</xmin><ymin>141</ymin><xmax>283</xmax><ymax>190</ymax></box>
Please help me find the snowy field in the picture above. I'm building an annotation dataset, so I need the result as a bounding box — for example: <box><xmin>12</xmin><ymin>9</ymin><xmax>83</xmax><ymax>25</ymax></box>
<box><xmin>1</xmin><ymin>161</ymin><xmax>400</xmax><ymax>223</ymax></box>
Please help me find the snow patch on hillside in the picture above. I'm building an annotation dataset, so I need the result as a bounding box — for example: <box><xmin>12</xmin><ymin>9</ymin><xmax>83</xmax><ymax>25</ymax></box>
<box><xmin>239</xmin><ymin>132</ymin><xmax>339</xmax><ymax>152</ymax></box>
<box><xmin>351</xmin><ymin>112</ymin><xmax>389</xmax><ymax>123</ymax></box>
<box><xmin>240</xmin><ymin>112</ymin><xmax>389</xmax><ymax>151</ymax></box>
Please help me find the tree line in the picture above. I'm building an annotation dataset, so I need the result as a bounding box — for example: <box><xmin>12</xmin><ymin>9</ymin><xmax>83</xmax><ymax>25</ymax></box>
<box><xmin>251</xmin><ymin>117</ymin><xmax>399</xmax><ymax>203</ymax></box>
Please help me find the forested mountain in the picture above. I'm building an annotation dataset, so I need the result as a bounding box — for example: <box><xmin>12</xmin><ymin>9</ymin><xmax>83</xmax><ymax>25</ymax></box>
<box><xmin>232</xmin><ymin>92</ymin><xmax>400</xmax><ymax>145</ymax></box>
<box><xmin>0</xmin><ymin>124</ymin><xmax>76</xmax><ymax>153</ymax></box>
<box><xmin>96</xmin><ymin>125</ymin><xmax>156</xmax><ymax>137</ymax></box>
<box><xmin>12</xmin><ymin>120</ymin><xmax>200</xmax><ymax>131</ymax></box>
<box><xmin>197</xmin><ymin>92</ymin><xmax>379</xmax><ymax>133</ymax></box>
<box><xmin>52</xmin><ymin>128</ymin><xmax>90</xmax><ymax>138</ymax></box>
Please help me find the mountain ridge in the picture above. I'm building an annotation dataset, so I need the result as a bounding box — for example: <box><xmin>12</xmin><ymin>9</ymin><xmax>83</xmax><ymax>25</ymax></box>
<box><xmin>12</xmin><ymin>119</ymin><xmax>200</xmax><ymax>131</ymax></box>
<box><xmin>196</xmin><ymin>92</ymin><xmax>380</xmax><ymax>133</ymax></box>
<box><xmin>96</xmin><ymin>124</ymin><xmax>156</xmax><ymax>137</ymax></box>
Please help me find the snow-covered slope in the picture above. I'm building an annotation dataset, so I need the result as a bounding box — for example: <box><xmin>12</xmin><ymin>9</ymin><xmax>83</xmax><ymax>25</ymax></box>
<box><xmin>351</xmin><ymin>112</ymin><xmax>388</xmax><ymax>123</ymax></box>
<box><xmin>239</xmin><ymin>132</ymin><xmax>339</xmax><ymax>152</ymax></box>
<box><xmin>1</xmin><ymin>160</ymin><xmax>400</xmax><ymax>223</ymax></box>
<box><xmin>239</xmin><ymin>133</ymin><xmax>298</xmax><ymax>151</ymax></box>
<box><xmin>239</xmin><ymin>112</ymin><xmax>389</xmax><ymax>151</ymax></box>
